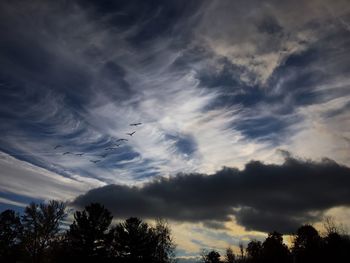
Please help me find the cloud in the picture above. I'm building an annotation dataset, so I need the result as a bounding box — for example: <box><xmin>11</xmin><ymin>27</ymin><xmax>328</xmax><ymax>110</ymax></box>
<box><xmin>0</xmin><ymin>0</ymin><xmax>278</xmax><ymax>185</ymax></box>
<box><xmin>0</xmin><ymin>197</ymin><xmax>27</xmax><ymax>208</ymax></box>
<box><xmin>196</xmin><ymin>0</ymin><xmax>350</xmax><ymax>85</ymax></box>
<box><xmin>0</xmin><ymin>152</ymin><xmax>105</xmax><ymax>201</ymax></box>
<box><xmin>0</xmin><ymin>0</ymin><xmax>350</xmax><ymax>226</ymax></box>
<box><xmin>1</xmin><ymin>0</ymin><xmax>349</xmax><ymax>186</ymax></box>
<box><xmin>73</xmin><ymin>156</ymin><xmax>350</xmax><ymax>233</ymax></box>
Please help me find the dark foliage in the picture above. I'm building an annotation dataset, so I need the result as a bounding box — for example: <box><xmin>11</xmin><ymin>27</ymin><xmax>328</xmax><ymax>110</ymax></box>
<box><xmin>224</xmin><ymin>247</ymin><xmax>236</xmax><ymax>263</ymax></box>
<box><xmin>201</xmin><ymin>224</ymin><xmax>350</xmax><ymax>263</ymax></box>
<box><xmin>292</xmin><ymin>225</ymin><xmax>322</xmax><ymax>263</ymax></box>
<box><xmin>110</xmin><ymin>217</ymin><xmax>175</xmax><ymax>263</ymax></box>
<box><xmin>0</xmin><ymin>201</ymin><xmax>176</xmax><ymax>263</ymax></box>
<box><xmin>292</xmin><ymin>224</ymin><xmax>350</xmax><ymax>263</ymax></box>
<box><xmin>21</xmin><ymin>200</ymin><xmax>66</xmax><ymax>263</ymax></box>
<box><xmin>201</xmin><ymin>250</ymin><xmax>221</xmax><ymax>263</ymax></box>
<box><xmin>246</xmin><ymin>240</ymin><xmax>262</xmax><ymax>263</ymax></box>
<box><xmin>0</xmin><ymin>209</ymin><xmax>23</xmax><ymax>263</ymax></box>
<box><xmin>1</xmin><ymin>201</ymin><xmax>350</xmax><ymax>263</ymax></box>
<box><xmin>261</xmin><ymin>231</ymin><xmax>291</xmax><ymax>263</ymax></box>
<box><xmin>67</xmin><ymin>203</ymin><xmax>113</xmax><ymax>262</ymax></box>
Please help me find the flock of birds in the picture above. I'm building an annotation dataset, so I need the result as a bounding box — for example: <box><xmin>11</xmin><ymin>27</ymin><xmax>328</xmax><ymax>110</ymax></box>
<box><xmin>53</xmin><ymin>123</ymin><xmax>142</xmax><ymax>165</ymax></box>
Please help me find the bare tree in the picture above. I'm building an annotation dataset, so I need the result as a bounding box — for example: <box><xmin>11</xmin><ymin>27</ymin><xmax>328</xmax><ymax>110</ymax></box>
<box><xmin>153</xmin><ymin>218</ymin><xmax>176</xmax><ymax>263</ymax></box>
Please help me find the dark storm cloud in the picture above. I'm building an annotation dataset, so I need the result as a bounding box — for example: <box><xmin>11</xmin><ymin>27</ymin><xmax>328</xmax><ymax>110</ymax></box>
<box><xmin>74</xmin><ymin>156</ymin><xmax>350</xmax><ymax>233</ymax></box>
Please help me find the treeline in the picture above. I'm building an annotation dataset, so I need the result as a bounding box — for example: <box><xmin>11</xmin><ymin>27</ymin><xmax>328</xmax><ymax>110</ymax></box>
<box><xmin>0</xmin><ymin>201</ymin><xmax>175</xmax><ymax>263</ymax></box>
<box><xmin>201</xmin><ymin>223</ymin><xmax>350</xmax><ymax>263</ymax></box>
<box><xmin>1</xmin><ymin>201</ymin><xmax>350</xmax><ymax>263</ymax></box>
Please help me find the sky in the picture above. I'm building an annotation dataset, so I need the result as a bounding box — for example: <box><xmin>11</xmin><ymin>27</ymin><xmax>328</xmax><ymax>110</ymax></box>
<box><xmin>1</xmin><ymin>0</ymin><xmax>350</xmax><ymax>260</ymax></box>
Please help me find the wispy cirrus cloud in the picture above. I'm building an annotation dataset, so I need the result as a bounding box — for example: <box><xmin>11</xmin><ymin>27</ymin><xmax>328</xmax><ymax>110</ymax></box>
<box><xmin>0</xmin><ymin>0</ymin><xmax>348</xmax><ymax>193</ymax></box>
<box><xmin>0</xmin><ymin>0</ymin><xmax>277</xmax><ymax>187</ymax></box>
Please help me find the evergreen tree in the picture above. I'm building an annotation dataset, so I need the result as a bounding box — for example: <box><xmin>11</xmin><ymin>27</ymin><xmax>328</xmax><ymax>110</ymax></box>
<box><xmin>111</xmin><ymin>217</ymin><xmax>156</xmax><ymax>263</ymax></box>
<box><xmin>262</xmin><ymin>232</ymin><xmax>290</xmax><ymax>263</ymax></box>
<box><xmin>67</xmin><ymin>203</ymin><xmax>113</xmax><ymax>262</ymax></box>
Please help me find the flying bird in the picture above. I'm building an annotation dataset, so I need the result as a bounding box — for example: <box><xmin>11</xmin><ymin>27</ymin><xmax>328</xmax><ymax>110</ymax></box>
<box><xmin>99</xmin><ymin>153</ymin><xmax>108</xmax><ymax>158</ymax></box>
<box><xmin>90</xmin><ymin>160</ymin><xmax>101</xmax><ymax>164</ymax></box>
<box><xmin>75</xmin><ymin>153</ymin><xmax>84</xmax><ymax>156</ymax></box>
<box><xmin>130</xmin><ymin>122</ymin><xmax>142</xmax><ymax>126</ymax></box>
<box><xmin>54</xmin><ymin>145</ymin><xmax>63</xmax><ymax>149</ymax></box>
<box><xmin>62</xmin><ymin>152</ymin><xmax>71</xmax><ymax>155</ymax></box>
<box><xmin>126</xmin><ymin>131</ymin><xmax>136</xmax><ymax>136</ymax></box>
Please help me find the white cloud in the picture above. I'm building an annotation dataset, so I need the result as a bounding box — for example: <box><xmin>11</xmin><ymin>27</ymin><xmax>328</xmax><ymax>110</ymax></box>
<box><xmin>0</xmin><ymin>152</ymin><xmax>105</xmax><ymax>201</ymax></box>
<box><xmin>196</xmin><ymin>0</ymin><xmax>350</xmax><ymax>85</ymax></box>
<box><xmin>0</xmin><ymin>197</ymin><xmax>27</xmax><ymax>208</ymax></box>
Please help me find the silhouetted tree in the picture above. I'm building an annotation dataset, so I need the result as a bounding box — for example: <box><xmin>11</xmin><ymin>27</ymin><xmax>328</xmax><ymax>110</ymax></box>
<box><xmin>153</xmin><ymin>218</ymin><xmax>176</xmax><ymax>263</ymax></box>
<box><xmin>246</xmin><ymin>240</ymin><xmax>262</xmax><ymax>263</ymax></box>
<box><xmin>21</xmin><ymin>200</ymin><xmax>66</xmax><ymax>263</ymax></box>
<box><xmin>111</xmin><ymin>217</ymin><xmax>157</xmax><ymax>263</ymax></box>
<box><xmin>323</xmin><ymin>229</ymin><xmax>350</xmax><ymax>262</ymax></box>
<box><xmin>45</xmin><ymin>234</ymin><xmax>70</xmax><ymax>263</ymax></box>
<box><xmin>201</xmin><ymin>250</ymin><xmax>221</xmax><ymax>263</ymax></box>
<box><xmin>0</xmin><ymin>209</ymin><xmax>23</xmax><ymax>263</ymax></box>
<box><xmin>261</xmin><ymin>231</ymin><xmax>290</xmax><ymax>263</ymax></box>
<box><xmin>292</xmin><ymin>225</ymin><xmax>322</xmax><ymax>263</ymax></box>
<box><xmin>8</xmin><ymin>199</ymin><xmax>350</xmax><ymax>263</ymax></box>
<box><xmin>67</xmin><ymin>203</ymin><xmax>113</xmax><ymax>262</ymax></box>
<box><xmin>238</xmin><ymin>242</ymin><xmax>245</xmax><ymax>261</ymax></box>
<box><xmin>323</xmin><ymin>216</ymin><xmax>345</xmax><ymax>236</ymax></box>
<box><xmin>224</xmin><ymin>247</ymin><xmax>235</xmax><ymax>263</ymax></box>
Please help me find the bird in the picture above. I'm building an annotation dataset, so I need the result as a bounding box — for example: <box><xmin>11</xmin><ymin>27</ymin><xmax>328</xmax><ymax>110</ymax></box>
<box><xmin>62</xmin><ymin>152</ymin><xmax>71</xmax><ymax>155</ymax></box>
<box><xmin>75</xmin><ymin>153</ymin><xmax>84</xmax><ymax>156</ymax></box>
<box><xmin>116</xmin><ymin>138</ymin><xmax>128</xmax><ymax>142</ymax></box>
<box><xmin>130</xmin><ymin>122</ymin><xmax>142</xmax><ymax>126</ymax></box>
<box><xmin>90</xmin><ymin>160</ymin><xmax>101</xmax><ymax>163</ymax></box>
<box><xmin>126</xmin><ymin>131</ymin><xmax>136</xmax><ymax>136</ymax></box>
<box><xmin>54</xmin><ymin>145</ymin><xmax>63</xmax><ymax>149</ymax></box>
<box><xmin>113</xmin><ymin>143</ymin><xmax>121</xmax><ymax>147</ymax></box>
<box><xmin>99</xmin><ymin>153</ymin><xmax>108</xmax><ymax>158</ymax></box>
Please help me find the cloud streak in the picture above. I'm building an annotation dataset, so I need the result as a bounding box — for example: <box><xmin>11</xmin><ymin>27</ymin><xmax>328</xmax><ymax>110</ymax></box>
<box><xmin>0</xmin><ymin>152</ymin><xmax>105</xmax><ymax>201</ymax></box>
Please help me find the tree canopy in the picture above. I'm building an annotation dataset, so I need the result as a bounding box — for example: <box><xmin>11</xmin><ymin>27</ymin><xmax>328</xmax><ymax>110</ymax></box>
<box><xmin>1</xmin><ymin>201</ymin><xmax>350</xmax><ymax>263</ymax></box>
